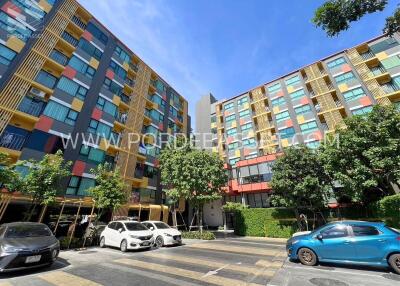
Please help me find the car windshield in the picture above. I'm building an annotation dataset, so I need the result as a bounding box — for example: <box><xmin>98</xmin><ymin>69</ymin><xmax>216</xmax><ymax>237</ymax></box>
<box><xmin>124</xmin><ymin>222</ymin><xmax>148</xmax><ymax>231</ymax></box>
<box><xmin>310</xmin><ymin>222</ymin><xmax>335</xmax><ymax>234</ymax></box>
<box><xmin>154</xmin><ymin>222</ymin><xmax>170</xmax><ymax>229</ymax></box>
<box><xmin>5</xmin><ymin>224</ymin><xmax>52</xmax><ymax>238</ymax></box>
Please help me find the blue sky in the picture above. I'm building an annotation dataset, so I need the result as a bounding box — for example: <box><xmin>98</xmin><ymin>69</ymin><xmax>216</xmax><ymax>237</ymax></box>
<box><xmin>78</xmin><ymin>0</ymin><xmax>398</xmax><ymax>125</ymax></box>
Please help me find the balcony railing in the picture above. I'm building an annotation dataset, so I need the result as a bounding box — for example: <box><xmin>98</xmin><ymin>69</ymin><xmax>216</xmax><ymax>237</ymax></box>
<box><xmin>0</xmin><ymin>131</ymin><xmax>26</xmax><ymax>150</ymax></box>
<box><xmin>17</xmin><ymin>97</ymin><xmax>46</xmax><ymax>117</ymax></box>
<box><xmin>120</xmin><ymin>93</ymin><xmax>130</xmax><ymax>104</ymax></box>
<box><xmin>125</xmin><ymin>78</ymin><xmax>135</xmax><ymax>87</ymax></box>
<box><xmin>360</xmin><ymin>50</ymin><xmax>375</xmax><ymax>60</ymax></box>
<box><xmin>129</xmin><ymin>63</ymin><xmax>138</xmax><ymax>72</ymax></box>
<box><xmin>371</xmin><ymin>66</ymin><xmax>386</xmax><ymax>76</ymax></box>
<box><xmin>109</xmin><ymin>131</ymin><xmax>121</xmax><ymax>146</ymax></box>
<box><xmin>71</xmin><ymin>16</ymin><xmax>87</xmax><ymax>30</ymax></box>
<box><xmin>321</xmin><ymin>123</ymin><xmax>329</xmax><ymax>131</ymax></box>
<box><xmin>335</xmin><ymin>100</ymin><xmax>343</xmax><ymax>108</ymax></box>
<box><xmin>61</xmin><ymin>31</ymin><xmax>78</xmax><ymax>47</ymax></box>
<box><xmin>150</xmin><ymin>79</ymin><xmax>157</xmax><ymax>87</ymax></box>
<box><xmin>116</xmin><ymin>112</ymin><xmax>128</xmax><ymax>125</ymax></box>
<box><xmin>49</xmin><ymin>49</ymin><xmax>68</xmax><ymax>66</ymax></box>
<box><xmin>381</xmin><ymin>83</ymin><xmax>400</xmax><ymax>94</ymax></box>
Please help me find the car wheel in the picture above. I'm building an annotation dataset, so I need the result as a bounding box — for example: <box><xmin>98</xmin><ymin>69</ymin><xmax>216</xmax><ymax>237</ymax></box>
<box><xmin>100</xmin><ymin>237</ymin><xmax>106</xmax><ymax>248</ymax></box>
<box><xmin>298</xmin><ymin>248</ymin><xmax>318</xmax><ymax>266</ymax></box>
<box><xmin>388</xmin><ymin>253</ymin><xmax>400</xmax><ymax>274</ymax></box>
<box><xmin>120</xmin><ymin>240</ymin><xmax>128</xmax><ymax>252</ymax></box>
<box><xmin>155</xmin><ymin>236</ymin><xmax>164</xmax><ymax>248</ymax></box>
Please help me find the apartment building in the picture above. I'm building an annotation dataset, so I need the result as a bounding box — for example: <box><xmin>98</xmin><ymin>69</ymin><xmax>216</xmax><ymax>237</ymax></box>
<box><xmin>198</xmin><ymin>33</ymin><xmax>400</xmax><ymax>221</ymax></box>
<box><xmin>0</xmin><ymin>0</ymin><xmax>190</xmax><ymax>221</ymax></box>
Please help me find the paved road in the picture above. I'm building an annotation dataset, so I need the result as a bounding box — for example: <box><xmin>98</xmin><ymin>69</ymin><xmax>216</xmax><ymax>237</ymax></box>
<box><xmin>0</xmin><ymin>237</ymin><xmax>287</xmax><ymax>286</ymax></box>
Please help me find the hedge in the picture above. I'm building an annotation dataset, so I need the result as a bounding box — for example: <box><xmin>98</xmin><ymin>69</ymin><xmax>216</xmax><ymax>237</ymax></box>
<box><xmin>378</xmin><ymin>194</ymin><xmax>400</xmax><ymax>228</ymax></box>
<box><xmin>264</xmin><ymin>219</ymin><xmax>297</xmax><ymax>238</ymax></box>
<box><xmin>181</xmin><ymin>231</ymin><xmax>215</xmax><ymax>240</ymax></box>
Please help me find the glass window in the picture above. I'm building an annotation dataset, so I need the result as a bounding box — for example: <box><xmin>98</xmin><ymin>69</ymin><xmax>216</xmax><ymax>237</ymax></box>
<box><xmin>300</xmin><ymin>120</ymin><xmax>318</xmax><ymax>134</ymax></box>
<box><xmin>224</xmin><ymin>102</ymin><xmax>234</xmax><ymax>110</ymax></box>
<box><xmin>241</xmin><ymin>122</ymin><xmax>253</xmax><ymax>131</ymax></box>
<box><xmin>57</xmin><ymin>76</ymin><xmax>88</xmax><ymax>100</ymax></box>
<box><xmin>239</xmin><ymin>109</ymin><xmax>250</xmax><ymax>118</ymax></box>
<box><xmin>87</xmin><ymin>22</ymin><xmax>108</xmax><ymax>45</ymax></box>
<box><xmin>35</xmin><ymin>70</ymin><xmax>57</xmax><ymax>89</ymax></box>
<box><xmin>87</xmin><ymin>119</ymin><xmax>111</xmax><ymax>138</ymax></box>
<box><xmin>109</xmin><ymin>60</ymin><xmax>127</xmax><ymax>79</ymax></box>
<box><xmin>68</xmin><ymin>56</ymin><xmax>96</xmax><ymax>79</ymax></box>
<box><xmin>43</xmin><ymin>100</ymin><xmax>78</xmax><ymax>126</ymax></box>
<box><xmin>352</xmin><ymin>106</ymin><xmax>373</xmax><ymax>116</ymax></box>
<box><xmin>226</xmin><ymin>128</ymin><xmax>237</xmax><ymax>136</ymax></box>
<box><xmin>342</xmin><ymin>87</ymin><xmax>366</xmax><ymax>102</ymax></box>
<box><xmin>351</xmin><ymin>225</ymin><xmax>380</xmax><ymax>236</ymax></box>
<box><xmin>229</xmin><ymin>157</ymin><xmax>240</xmax><ymax>166</ymax></box>
<box><xmin>334</xmin><ymin>72</ymin><xmax>355</xmax><ymax>84</ymax></box>
<box><xmin>327</xmin><ymin>57</ymin><xmax>346</xmax><ymax>69</ymax></box>
<box><xmin>228</xmin><ymin>141</ymin><xmax>240</xmax><ymax>150</ymax></box>
<box><xmin>289</xmin><ymin>89</ymin><xmax>306</xmax><ymax>100</ymax></box>
<box><xmin>77</xmin><ymin>177</ymin><xmax>95</xmax><ymax>196</ymax></box>
<box><xmin>321</xmin><ymin>225</ymin><xmax>349</xmax><ymax>239</ymax></box>
<box><xmin>275</xmin><ymin>110</ymin><xmax>290</xmax><ymax>122</ymax></box>
<box><xmin>78</xmin><ymin>38</ymin><xmax>102</xmax><ymax>60</ymax></box>
<box><xmin>271</xmin><ymin>97</ymin><xmax>286</xmax><ymax>107</ymax></box>
<box><xmin>237</xmin><ymin>97</ymin><xmax>249</xmax><ymax>106</ymax></box>
<box><xmin>225</xmin><ymin>114</ymin><xmax>236</xmax><ymax>122</ymax></box>
<box><xmin>268</xmin><ymin>82</ymin><xmax>281</xmax><ymax>93</ymax></box>
<box><xmin>114</xmin><ymin>45</ymin><xmax>130</xmax><ymax>63</ymax></box>
<box><xmin>11</xmin><ymin>0</ymin><xmax>46</xmax><ymax>21</ymax></box>
<box><xmin>295</xmin><ymin>104</ymin><xmax>312</xmax><ymax>115</ymax></box>
<box><xmin>103</xmin><ymin>77</ymin><xmax>123</xmax><ymax>96</ymax></box>
<box><xmin>96</xmin><ymin>96</ymin><xmax>117</xmax><ymax>117</ymax></box>
<box><xmin>306</xmin><ymin>141</ymin><xmax>320</xmax><ymax>149</ymax></box>
<box><xmin>370</xmin><ymin>38</ymin><xmax>398</xmax><ymax>54</ymax></box>
<box><xmin>239</xmin><ymin>166</ymin><xmax>250</xmax><ymax>177</ymax></box>
<box><xmin>285</xmin><ymin>75</ymin><xmax>300</xmax><ymax>85</ymax></box>
<box><xmin>279</xmin><ymin>127</ymin><xmax>295</xmax><ymax>139</ymax></box>
<box><xmin>0</xmin><ymin>11</ymin><xmax>32</xmax><ymax>42</ymax></box>
<box><xmin>381</xmin><ymin>55</ymin><xmax>400</xmax><ymax>70</ymax></box>
<box><xmin>243</xmin><ymin>138</ymin><xmax>256</xmax><ymax>147</ymax></box>
<box><xmin>0</xmin><ymin>43</ymin><xmax>16</xmax><ymax>66</ymax></box>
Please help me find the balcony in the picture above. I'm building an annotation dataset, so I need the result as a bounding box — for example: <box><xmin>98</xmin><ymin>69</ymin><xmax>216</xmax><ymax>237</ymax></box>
<box><xmin>321</xmin><ymin>123</ymin><xmax>329</xmax><ymax>131</ymax></box>
<box><xmin>134</xmin><ymin>165</ymin><xmax>144</xmax><ymax>179</ymax></box>
<box><xmin>335</xmin><ymin>100</ymin><xmax>343</xmax><ymax>108</ymax></box>
<box><xmin>109</xmin><ymin>131</ymin><xmax>121</xmax><ymax>147</ymax></box>
<box><xmin>49</xmin><ymin>50</ymin><xmax>68</xmax><ymax>66</ymax></box>
<box><xmin>61</xmin><ymin>31</ymin><xmax>78</xmax><ymax>47</ymax></box>
<box><xmin>315</xmin><ymin>104</ymin><xmax>321</xmax><ymax>113</ymax></box>
<box><xmin>144</xmin><ymin>109</ymin><xmax>151</xmax><ymax>118</ymax></box>
<box><xmin>104</xmin><ymin>155</ymin><xmax>116</xmax><ymax>170</ymax></box>
<box><xmin>0</xmin><ymin>131</ymin><xmax>26</xmax><ymax>151</ymax></box>
<box><xmin>125</xmin><ymin>78</ymin><xmax>135</xmax><ymax>87</ymax></box>
<box><xmin>17</xmin><ymin>97</ymin><xmax>46</xmax><ymax>117</ymax></box>
<box><xmin>371</xmin><ymin>66</ymin><xmax>386</xmax><ymax>76</ymax></box>
<box><xmin>129</xmin><ymin>63</ymin><xmax>138</xmax><ymax>72</ymax></box>
<box><xmin>150</xmin><ymin>79</ymin><xmax>157</xmax><ymax>87</ymax></box>
<box><xmin>71</xmin><ymin>16</ymin><xmax>87</xmax><ymax>30</ymax></box>
<box><xmin>116</xmin><ymin>112</ymin><xmax>128</xmax><ymax>125</ymax></box>
<box><xmin>120</xmin><ymin>93</ymin><xmax>130</xmax><ymax>105</ymax></box>
<box><xmin>360</xmin><ymin>50</ymin><xmax>375</xmax><ymax>60</ymax></box>
<box><xmin>381</xmin><ymin>83</ymin><xmax>400</xmax><ymax>94</ymax></box>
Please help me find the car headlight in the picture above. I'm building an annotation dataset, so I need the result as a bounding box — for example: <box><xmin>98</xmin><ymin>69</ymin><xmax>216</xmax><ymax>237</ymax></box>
<box><xmin>164</xmin><ymin>233</ymin><xmax>173</xmax><ymax>237</ymax></box>
<box><xmin>1</xmin><ymin>245</ymin><xmax>24</xmax><ymax>254</ymax></box>
<box><xmin>130</xmin><ymin>235</ymin><xmax>140</xmax><ymax>239</ymax></box>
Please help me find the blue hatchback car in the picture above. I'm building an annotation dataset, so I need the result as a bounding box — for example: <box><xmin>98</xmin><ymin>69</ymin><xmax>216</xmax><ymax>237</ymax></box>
<box><xmin>286</xmin><ymin>221</ymin><xmax>400</xmax><ymax>274</ymax></box>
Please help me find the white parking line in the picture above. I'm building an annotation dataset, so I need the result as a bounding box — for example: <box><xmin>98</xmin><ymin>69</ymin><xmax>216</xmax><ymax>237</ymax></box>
<box><xmin>221</xmin><ymin>239</ymin><xmax>286</xmax><ymax>248</ymax></box>
<box><xmin>283</xmin><ymin>264</ymin><xmax>388</xmax><ymax>278</ymax></box>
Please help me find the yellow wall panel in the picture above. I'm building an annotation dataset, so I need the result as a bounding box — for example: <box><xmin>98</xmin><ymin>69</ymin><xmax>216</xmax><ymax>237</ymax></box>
<box><xmin>38</xmin><ymin>0</ymin><xmax>52</xmax><ymax>13</ymax></box>
<box><xmin>122</xmin><ymin>62</ymin><xmax>129</xmax><ymax>71</ymax></box>
<box><xmin>297</xmin><ymin>115</ymin><xmax>305</xmax><ymax>124</ymax></box>
<box><xmin>376</xmin><ymin>51</ymin><xmax>388</xmax><ymax>61</ymax></box>
<box><xmin>281</xmin><ymin>139</ymin><xmax>289</xmax><ymax>147</ymax></box>
<box><xmin>89</xmin><ymin>58</ymin><xmax>99</xmax><ymax>69</ymax></box>
<box><xmin>140</xmin><ymin>177</ymin><xmax>149</xmax><ymax>188</ymax></box>
<box><xmin>287</xmin><ymin>86</ymin><xmax>294</xmax><ymax>93</ymax></box>
<box><xmin>99</xmin><ymin>138</ymin><xmax>107</xmax><ymax>151</ymax></box>
<box><xmin>273</xmin><ymin>106</ymin><xmax>280</xmax><ymax>114</ymax></box>
<box><xmin>338</xmin><ymin>83</ymin><xmax>348</xmax><ymax>92</ymax></box>
<box><xmin>243</xmin><ymin>102</ymin><xmax>249</xmax><ymax>109</ymax></box>
<box><xmin>113</xmin><ymin>95</ymin><xmax>121</xmax><ymax>105</ymax></box>
<box><xmin>231</xmin><ymin>121</ymin><xmax>237</xmax><ymax>128</ymax></box>
<box><xmin>7</xmin><ymin>36</ymin><xmax>25</xmax><ymax>53</ymax></box>
<box><xmin>211</xmin><ymin>122</ymin><xmax>216</xmax><ymax>128</ymax></box>
<box><xmin>71</xmin><ymin>98</ymin><xmax>84</xmax><ymax>111</ymax></box>
<box><xmin>235</xmin><ymin>150</ymin><xmax>241</xmax><ymax>157</ymax></box>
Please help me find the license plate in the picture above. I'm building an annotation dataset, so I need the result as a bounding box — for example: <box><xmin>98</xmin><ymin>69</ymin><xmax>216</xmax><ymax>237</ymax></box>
<box><xmin>26</xmin><ymin>255</ymin><xmax>41</xmax><ymax>263</ymax></box>
<box><xmin>142</xmin><ymin>241</ymin><xmax>150</xmax><ymax>246</ymax></box>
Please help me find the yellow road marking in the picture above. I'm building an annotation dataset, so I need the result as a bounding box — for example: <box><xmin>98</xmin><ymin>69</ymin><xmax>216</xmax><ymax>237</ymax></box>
<box><xmin>115</xmin><ymin>258</ymin><xmax>264</xmax><ymax>286</ymax></box>
<box><xmin>255</xmin><ymin>260</ymin><xmax>284</xmax><ymax>269</ymax></box>
<box><xmin>188</xmin><ymin>242</ymin><xmax>282</xmax><ymax>256</ymax></box>
<box><xmin>145</xmin><ymin>252</ymin><xmax>273</xmax><ymax>277</ymax></box>
<box><xmin>0</xmin><ymin>282</ymin><xmax>13</xmax><ymax>286</ymax></box>
<box><xmin>38</xmin><ymin>271</ymin><xmax>102</xmax><ymax>286</ymax></box>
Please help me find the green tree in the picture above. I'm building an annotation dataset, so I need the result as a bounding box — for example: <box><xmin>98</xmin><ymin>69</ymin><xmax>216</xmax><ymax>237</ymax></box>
<box><xmin>159</xmin><ymin>138</ymin><xmax>227</xmax><ymax>231</ymax></box>
<box><xmin>312</xmin><ymin>0</ymin><xmax>400</xmax><ymax>37</ymax></box>
<box><xmin>88</xmin><ymin>163</ymin><xmax>127</xmax><ymax>221</ymax></box>
<box><xmin>0</xmin><ymin>153</ymin><xmax>23</xmax><ymax>192</ymax></box>
<box><xmin>319</xmin><ymin>105</ymin><xmax>400</xmax><ymax>205</ymax></box>
<box><xmin>270</xmin><ymin>145</ymin><xmax>332</xmax><ymax>229</ymax></box>
<box><xmin>21</xmin><ymin>150</ymin><xmax>71</xmax><ymax>220</ymax></box>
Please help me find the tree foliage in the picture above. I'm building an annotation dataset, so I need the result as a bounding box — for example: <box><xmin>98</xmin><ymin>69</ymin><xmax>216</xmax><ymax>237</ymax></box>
<box><xmin>270</xmin><ymin>145</ymin><xmax>332</xmax><ymax>219</ymax></box>
<box><xmin>0</xmin><ymin>152</ymin><xmax>23</xmax><ymax>192</ymax></box>
<box><xmin>312</xmin><ymin>0</ymin><xmax>391</xmax><ymax>37</ymax></box>
<box><xmin>21</xmin><ymin>150</ymin><xmax>71</xmax><ymax>205</ymax></box>
<box><xmin>319</xmin><ymin>105</ymin><xmax>400</xmax><ymax>205</ymax></box>
<box><xmin>88</xmin><ymin>163</ymin><xmax>127</xmax><ymax>217</ymax></box>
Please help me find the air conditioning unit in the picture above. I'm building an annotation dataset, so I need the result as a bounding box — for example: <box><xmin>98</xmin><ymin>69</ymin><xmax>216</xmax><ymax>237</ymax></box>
<box><xmin>29</xmin><ymin>87</ymin><xmax>46</xmax><ymax>98</ymax></box>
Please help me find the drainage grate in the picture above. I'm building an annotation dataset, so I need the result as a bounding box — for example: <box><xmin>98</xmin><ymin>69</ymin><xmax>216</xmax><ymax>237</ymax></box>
<box><xmin>309</xmin><ymin>278</ymin><xmax>349</xmax><ymax>286</ymax></box>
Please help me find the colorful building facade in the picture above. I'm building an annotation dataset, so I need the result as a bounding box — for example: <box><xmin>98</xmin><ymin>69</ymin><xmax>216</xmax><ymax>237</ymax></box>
<box><xmin>0</xmin><ymin>0</ymin><xmax>190</xmax><ymax>220</ymax></box>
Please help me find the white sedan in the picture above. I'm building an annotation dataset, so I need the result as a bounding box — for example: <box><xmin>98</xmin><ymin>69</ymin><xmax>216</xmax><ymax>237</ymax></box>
<box><xmin>99</xmin><ymin>220</ymin><xmax>154</xmax><ymax>252</ymax></box>
<box><xmin>142</xmin><ymin>221</ymin><xmax>182</xmax><ymax>247</ymax></box>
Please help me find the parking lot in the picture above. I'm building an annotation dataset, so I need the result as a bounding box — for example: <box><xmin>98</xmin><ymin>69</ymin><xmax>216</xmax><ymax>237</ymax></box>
<box><xmin>1</xmin><ymin>236</ymin><xmax>399</xmax><ymax>286</ymax></box>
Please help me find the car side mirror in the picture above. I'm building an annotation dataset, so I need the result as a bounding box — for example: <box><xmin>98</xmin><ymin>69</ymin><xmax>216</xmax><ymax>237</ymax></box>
<box><xmin>118</xmin><ymin>228</ymin><xmax>124</xmax><ymax>233</ymax></box>
<box><xmin>316</xmin><ymin>234</ymin><xmax>323</xmax><ymax>240</ymax></box>
<box><xmin>150</xmin><ymin>227</ymin><xmax>154</xmax><ymax>231</ymax></box>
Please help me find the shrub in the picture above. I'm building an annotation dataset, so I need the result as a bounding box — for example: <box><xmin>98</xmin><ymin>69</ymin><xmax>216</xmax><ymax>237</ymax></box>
<box><xmin>379</xmin><ymin>194</ymin><xmax>400</xmax><ymax>228</ymax></box>
<box><xmin>58</xmin><ymin>237</ymin><xmax>84</xmax><ymax>250</ymax></box>
<box><xmin>264</xmin><ymin>220</ymin><xmax>297</xmax><ymax>238</ymax></box>
<box><xmin>181</xmin><ymin>231</ymin><xmax>215</xmax><ymax>240</ymax></box>
<box><xmin>221</xmin><ymin>202</ymin><xmax>248</xmax><ymax>212</ymax></box>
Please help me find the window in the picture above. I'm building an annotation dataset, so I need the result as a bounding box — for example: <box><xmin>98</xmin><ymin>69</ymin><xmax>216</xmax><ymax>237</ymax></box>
<box><xmin>275</xmin><ymin>111</ymin><xmax>290</xmax><ymax>122</ymax></box>
<box><xmin>103</xmin><ymin>77</ymin><xmax>122</xmax><ymax>96</ymax></box>
<box><xmin>241</xmin><ymin>122</ymin><xmax>253</xmax><ymax>131</ymax></box>
<box><xmin>43</xmin><ymin>100</ymin><xmax>78</xmax><ymax>126</ymax></box>
<box><xmin>381</xmin><ymin>55</ymin><xmax>400</xmax><ymax>70</ymax></box>
<box><xmin>224</xmin><ymin>102</ymin><xmax>234</xmax><ymax>110</ymax></box>
<box><xmin>228</xmin><ymin>141</ymin><xmax>240</xmax><ymax>151</ymax></box>
<box><xmin>342</xmin><ymin>87</ymin><xmax>366</xmax><ymax>102</ymax></box>
<box><xmin>169</xmin><ymin>106</ymin><xmax>178</xmax><ymax>118</ymax></box>
<box><xmin>56</xmin><ymin>76</ymin><xmax>88</xmax><ymax>100</ymax></box>
<box><xmin>279</xmin><ymin>127</ymin><xmax>295</xmax><ymax>139</ymax></box>
<box><xmin>87</xmin><ymin>119</ymin><xmax>111</xmax><ymax>138</ymax></box>
<box><xmin>11</xmin><ymin>0</ymin><xmax>46</xmax><ymax>20</ymax></box>
<box><xmin>0</xmin><ymin>44</ymin><xmax>16</xmax><ymax>66</ymax></box>
<box><xmin>229</xmin><ymin>157</ymin><xmax>240</xmax><ymax>165</ymax></box>
<box><xmin>144</xmin><ymin>165</ymin><xmax>157</xmax><ymax>178</ymax></box>
<box><xmin>239</xmin><ymin>109</ymin><xmax>250</xmax><ymax>118</ymax></box>
<box><xmin>237</xmin><ymin>97</ymin><xmax>248</xmax><ymax>106</ymax></box>
<box><xmin>306</xmin><ymin>141</ymin><xmax>320</xmax><ymax>149</ymax></box>
<box><xmin>295</xmin><ymin>104</ymin><xmax>312</xmax><ymax>115</ymax></box>
<box><xmin>268</xmin><ymin>82</ymin><xmax>281</xmax><ymax>93</ymax></box>
<box><xmin>300</xmin><ymin>120</ymin><xmax>318</xmax><ymax>134</ymax></box>
<box><xmin>80</xmin><ymin>145</ymin><xmax>105</xmax><ymax>163</ymax></box>
<box><xmin>211</xmin><ymin>115</ymin><xmax>216</xmax><ymax>123</ymax></box>
<box><xmin>351</xmin><ymin>225</ymin><xmax>380</xmax><ymax>236</ymax></box>
<box><xmin>321</xmin><ymin>225</ymin><xmax>349</xmax><ymax>239</ymax></box>
<box><xmin>225</xmin><ymin>114</ymin><xmax>236</xmax><ymax>122</ymax></box>
<box><xmin>243</xmin><ymin>138</ymin><xmax>256</xmax><ymax>147</ymax></box>
<box><xmin>114</xmin><ymin>45</ymin><xmax>130</xmax><ymax>62</ymax></box>
<box><xmin>352</xmin><ymin>106</ymin><xmax>373</xmax><ymax>116</ymax></box>
<box><xmin>109</xmin><ymin>60</ymin><xmax>127</xmax><ymax>80</ymax></box>
<box><xmin>78</xmin><ymin>38</ymin><xmax>102</xmax><ymax>60</ymax></box>
<box><xmin>150</xmin><ymin>110</ymin><xmax>164</xmax><ymax>123</ymax></box>
<box><xmin>0</xmin><ymin>11</ymin><xmax>32</xmax><ymax>42</ymax></box>
<box><xmin>66</xmin><ymin>176</ymin><xmax>95</xmax><ymax>196</ymax></box>
<box><xmin>334</xmin><ymin>72</ymin><xmax>355</xmax><ymax>84</ymax></box>
<box><xmin>327</xmin><ymin>57</ymin><xmax>346</xmax><ymax>69</ymax></box>
<box><xmin>226</xmin><ymin>128</ymin><xmax>237</xmax><ymax>136</ymax></box>
<box><xmin>289</xmin><ymin>89</ymin><xmax>306</xmax><ymax>100</ymax></box>
<box><xmin>285</xmin><ymin>75</ymin><xmax>300</xmax><ymax>85</ymax></box>
<box><xmin>49</xmin><ymin>49</ymin><xmax>68</xmax><ymax>66</ymax></box>
<box><xmin>370</xmin><ymin>38</ymin><xmax>398</xmax><ymax>54</ymax></box>
<box><xmin>68</xmin><ymin>56</ymin><xmax>96</xmax><ymax>79</ymax></box>
<box><xmin>271</xmin><ymin>97</ymin><xmax>286</xmax><ymax>107</ymax></box>
<box><xmin>96</xmin><ymin>96</ymin><xmax>117</xmax><ymax>117</ymax></box>
<box><xmin>35</xmin><ymin>70</ymin><xmax>57</xmax><ymax>89</ymax></box>
<box><xmin>86</xmin><ymin>22</ymin><xmax>108</xmax><ymax>45</ymax></box>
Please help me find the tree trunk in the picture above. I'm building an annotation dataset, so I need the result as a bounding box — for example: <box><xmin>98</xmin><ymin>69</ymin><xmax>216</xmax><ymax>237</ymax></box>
<box><xmin>172</xmin><ymin>208</ymin><xmax>177</xmax><ymax>229</ymax></box>
<box><xmin>26</xmin><ymin>203</ymin><xmax>37</xmax><ymax>222</ymax></box>
<box><xmin>199</xmin><ymin>205</ymin><xmax>203</xmax><ymax>234</ymax></box>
